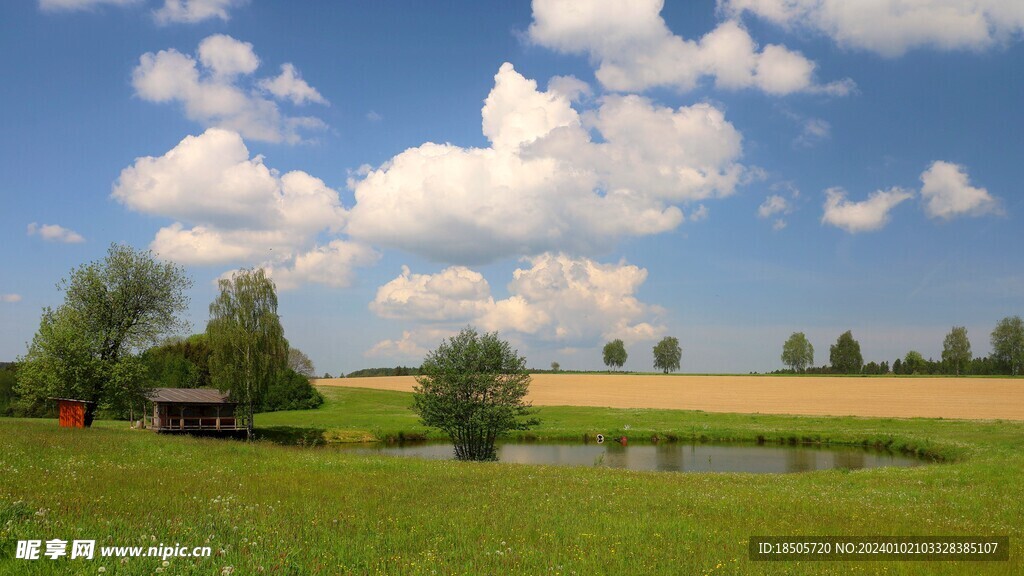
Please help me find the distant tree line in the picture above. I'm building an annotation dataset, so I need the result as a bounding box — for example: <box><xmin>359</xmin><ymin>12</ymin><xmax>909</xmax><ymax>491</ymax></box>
<box><xmin>346</xmin><ymin>366</ymin><xmax>422</xmax><ymax>378</ymax></box>
<box><xmin>774</xmin><ymin>317</ymin><xmax>1024</xmax><ymax>376</ymax></box>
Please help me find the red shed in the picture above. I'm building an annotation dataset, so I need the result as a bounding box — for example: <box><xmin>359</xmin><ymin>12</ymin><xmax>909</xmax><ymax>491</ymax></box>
<box><xmin>51</xmin><ymin>398</ymin><xmax>95</xmax><ymax>428</ymax></box>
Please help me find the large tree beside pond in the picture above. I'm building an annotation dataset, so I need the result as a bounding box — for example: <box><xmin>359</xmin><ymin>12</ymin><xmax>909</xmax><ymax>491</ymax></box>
<box><xmin>413</xmin><ymin>327</ymin><xmax>536</xmax><ymax>462</ymax></box>
<box><xmin>781</xmin><ymin>332</ymin><xmax>814</xmax><ymax>372</ymax></box>
<box><xmin>16</xmin><ymin>244</ymin><xmax>191</xmax><ymax>424</ymax></box>
<box><xmin>990</xmin><ymin>316</ymin><xmax>1024</xmax><ymax>375</ymax></box>
<box><xmin>829</xmin><ymin>330</ymin><xmax>863</xmax><ymax>374</ymax></box>
<box><xmin>207</xmin><ymin>268</ymin><xmax>288</xmax><ymax>440</ymax></box>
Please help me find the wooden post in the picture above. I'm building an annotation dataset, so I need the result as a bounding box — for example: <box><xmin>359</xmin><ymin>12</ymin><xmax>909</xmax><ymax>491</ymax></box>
<box><xmin>216</xmin><ymin>406</ymin><xmax>221</xmax><ymax>431</ymax></box>
<box><xmin>179</xmin><ymin>406</ymin><xmax>184</xmax><ymax>430</ymax></box>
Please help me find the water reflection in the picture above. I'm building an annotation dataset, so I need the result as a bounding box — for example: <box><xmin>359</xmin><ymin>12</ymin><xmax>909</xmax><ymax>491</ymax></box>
<box><xmin>337</xmin><ymin>440</ymin><xmax>923</xmax><ymax>474</ymax></box>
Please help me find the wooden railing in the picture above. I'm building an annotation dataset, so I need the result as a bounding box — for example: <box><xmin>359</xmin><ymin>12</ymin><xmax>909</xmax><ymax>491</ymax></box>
<box><xmin>153</xmin><ymin>416</ymin><xmax>247</xmax><ymax>431</ymax></box>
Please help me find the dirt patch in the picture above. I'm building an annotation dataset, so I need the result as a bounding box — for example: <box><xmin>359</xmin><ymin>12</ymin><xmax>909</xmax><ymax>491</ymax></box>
<box><xmin>315</xmin><ymin>374</ymin><xmax>1024</xmax><ymax>420</ymax></box>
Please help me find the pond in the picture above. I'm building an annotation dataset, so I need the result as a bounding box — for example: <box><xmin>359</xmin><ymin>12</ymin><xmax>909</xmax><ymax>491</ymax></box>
<box><xmin>336</xmin><ymin>440</ymin><xmax>925</xmax><ymax>474</ymax></box>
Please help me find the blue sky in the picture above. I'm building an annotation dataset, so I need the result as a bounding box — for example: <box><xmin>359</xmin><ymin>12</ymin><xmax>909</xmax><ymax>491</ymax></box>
<box><xmin>1</xmin><ymin>0</ymin><xmax>1022</xmax><ymax>374</ymax></box>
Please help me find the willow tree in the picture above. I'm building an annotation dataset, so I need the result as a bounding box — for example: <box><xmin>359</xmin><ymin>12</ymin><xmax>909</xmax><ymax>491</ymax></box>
<box><xmin>206</xmin><ymin>268</ymin><xmax>288</xmax><ymax>440</ymax></box>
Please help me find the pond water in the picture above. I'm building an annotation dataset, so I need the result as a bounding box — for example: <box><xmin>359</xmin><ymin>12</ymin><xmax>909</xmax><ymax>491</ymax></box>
<box><xmin>337</xmin><ymin>441</ymin><xmax>925</xmax><ymax>474</ymax></box>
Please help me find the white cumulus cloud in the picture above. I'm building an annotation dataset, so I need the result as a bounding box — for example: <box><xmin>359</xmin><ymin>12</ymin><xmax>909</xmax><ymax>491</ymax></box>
<box><xmin>528</xmin><ymin>0</ymin><xmax>853</xmax><ymax>95</ymax></box>
<box><xmin>154</xmin><ymin>0</ymin><xmax>246</xmax><ymax>24</ymax></box>
<box><xmin>132</xmin><ymin>35</ymin><xmax>327</xmax><ymax>143</ymax></box>
<box><xmin>821</xmin><ymin>186</ymin><xmax>914</xmax><ymax>233</ymax></box>
<box><xmin>371</xmin><ymin>265</ymin><xmax>494</xmax><ymax>322</ymax></box>
<box><xmin>347</xmin><ymin>63</ymin><xmax>744</xmax><ymax>265</ymax></box>
<box><xmin>367</xmin><ymin>253</ymin><xmax>665</xmax><ymax>360</ymax></box>
<box><xmin>1</xmin><ymin>294</ymin><xmax>22</xmax><ymax>303</ymax></box>
<box><xmin>27</xmin><ymin>222</ymin><xmax>85</xmax><ymax>244</ymax></box>
<box><xmin>920</xmin><ymin>161</ymin><xmax>1000</xmax><ymax>220</ymax></box>
<box><xmin>722</xmin><ymin>0</ymin><xmax>1024</xmax><ymax>57</ymax></box>
<box><xmin>113</xmin><ymin>128</ymin><xmax>374</xmax><ymax>288</ymax></box>
<box><xmin>259</xmin><ymin>63</ymin><xmax>329</xmax><ymax>105</ymax></box>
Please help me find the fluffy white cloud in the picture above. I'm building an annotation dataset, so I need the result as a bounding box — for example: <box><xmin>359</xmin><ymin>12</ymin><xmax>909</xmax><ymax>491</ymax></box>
<box><xmin>528</xmin><ymin>0</ymin><xmax>852</xmax><ymax>94</ymax></box>
<box><xmin>723</xmin><ymin>0</ymin><xmax>1024</xmax><ymax>56</ymax></box>
<box><xmin>154</xmin><ymin>0</ymin><xmax>246</xmax><ymax>24</ymax></box>
<box><xmin>39</xmin><ymin>0</ymin><xmax>137</xmax><ymax>11</ymax></box>
<box><xmin>27</xmin><ymin>222</ymin><xmax>85</xmax><ymax>243</ymax></box>
<box><xmin>758</xmin><ymin>194</ymin><xmax>789</xmax><ymax>218</ymax></box>
<box><xmin>365</xmin><ymin>328</ymin><xmax>454</xmax><ymax>359</ymax></box>
<box><xmin>197</xmin><ymin>34</ymin><xmax>259</xmax><ymax>77</ymax></box>
<box><xmin>113</xmin><ymin>128</ymin><xmax>374</xmax><ymax>287</ymax></box>
<box><xmin>758</xmin><ymin>194</ymin><xmax>793</xmax><ymax>230</ymax></box>
<box><xmin>259</xmin><ymin>63</ymin><xmax>329</xmax><ymax>105</ymax></box>
<box><xmin>821</xmin><ymin>186</ymin><xmax>914</xmax><ymax>233</ymax></box>
<box><xmin>367</xmin><ymin>253</ymin><xmax>664</xmax><ymax>359</ymax></box>
<box><xmin>347</xmin><ymin>63</ymin><xmax>744</xmax><ymax>264</ymax></box>
<box><xmin>132</xmin><ymin>35</ymin><xmax>327</xmax><ymax>143</ymax></box>
<box><xmin>920</xmin><ymin>161</ymin><xmax>1000</xmax><ymax>220</ymax></box>
<box><xmin>223</xmin><ymin>240</ymin><xmax>380</xmax><ymax>291</ymax></box>
<box><xmin>1</xmin><ymin>294</ymin><xmax>22</xmax><ymax>303</ymax></box>
<box><xmin>371</xmin><ymin>265</ymin><xmax>493</xmax><ymax>322</ymax></box>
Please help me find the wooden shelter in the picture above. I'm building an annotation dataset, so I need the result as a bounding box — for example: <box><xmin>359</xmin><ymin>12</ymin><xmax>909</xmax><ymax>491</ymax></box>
<box><xmin>52</xmin><ymin>398</ymin><xmax>95</xmax><ymax>428</ymax></box>
<box><xmin>148</xmin><ymin>388</ymin><xmax>245</xmax><ymax>433</ymax></box>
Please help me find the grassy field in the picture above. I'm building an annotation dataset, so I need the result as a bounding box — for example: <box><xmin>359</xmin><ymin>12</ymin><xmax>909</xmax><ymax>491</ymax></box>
<box><xmin>314</xmin><ymin>374</ymin><xmax>1024</xmax><ymax>420</ymax></box>
<box><xmin>1</xmin><ymin>385</ymin><xmax>1022</xmax><ymax>575</ymax></box>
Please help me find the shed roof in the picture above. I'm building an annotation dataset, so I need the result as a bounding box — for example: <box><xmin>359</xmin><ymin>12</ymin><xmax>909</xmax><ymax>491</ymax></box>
<box><xmin>147</xmin><ymin>388</ymin><xmax>235</xmax><ymax>404</ymax></box>
<box><xmin>48</xmin><ymin>397</ymin><xmax>96</xmax><ymax>405</ymax></box>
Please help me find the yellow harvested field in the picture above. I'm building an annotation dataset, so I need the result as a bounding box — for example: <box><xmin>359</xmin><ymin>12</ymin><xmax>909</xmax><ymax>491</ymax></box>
<box><xmin>314</xmin><ymin>374</ymin><xmax>1024</xmax><ymax>420</ymax></box>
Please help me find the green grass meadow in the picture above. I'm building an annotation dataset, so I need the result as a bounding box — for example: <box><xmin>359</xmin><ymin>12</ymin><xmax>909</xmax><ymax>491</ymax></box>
<box><xmin>1</xmin><ymin>385</ymin><xmax>1021</xmax><ymax>575</ymax></box>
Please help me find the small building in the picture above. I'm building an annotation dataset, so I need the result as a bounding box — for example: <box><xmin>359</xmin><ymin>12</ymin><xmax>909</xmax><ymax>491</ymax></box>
<box><xmin>148</xmin><ymin>388</ymin><xmax>245</xmax><ymax>434</ymax></box>
<box><xmin>52</xmin><ymin>398</ymin><xmax>95</xmax><ymax>428</ymax></box>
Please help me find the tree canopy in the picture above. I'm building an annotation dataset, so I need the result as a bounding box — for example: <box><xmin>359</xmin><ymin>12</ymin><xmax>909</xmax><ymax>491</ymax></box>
<box><xmin>942</xmin><ymin>326</ymin><xmax>972</xmax><ymax>376</ymax></box>
<box><xmin>603</xmin><ymin>339</ymin><xmax>627</xmax><ymax>371</ymax></box>
<box><xmin>413</xmin><ymin>327</ymin><xmax>535</xmax><ymax>461</ymax></box>
<box><xmin>653</xmin><ymin>336</ymin><xmax>682</xmax><ymax>374</ymax></box>
<box><xmin>781</xmin><ymin>332</ymin><xmax>814</xmax><ymax>372</ymax></box>
<box><xmin>991</xmin><ymin>316</ymin><xmax>1024</xmax><ymax>376</ymax></box>
<box><xmin>288</xmin><ymin>348</ymin><xmax>316</xmax><ymax>378</ymax></box>
<box><xmin>829</xmin><ymin>330</ymin><xmax>863</xmax><ymax>374</ymax></box>
<box><xmin>16</xmin><ymin>244</ymin><xmax>191</xmax><ymax>424</ymax></box>
<box><xmin>903</xmin><ymin>350</ymin><xmax>926</xmax><ymax>375</ymax></box>
<box><xmin>207</xmin><ymin>268</ymin><xmax>288</xmax><ymax>439</ymax></box>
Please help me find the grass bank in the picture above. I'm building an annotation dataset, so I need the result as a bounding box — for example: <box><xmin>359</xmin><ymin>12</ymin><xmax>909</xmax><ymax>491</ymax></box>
<box><xmin>258</xmin><ymin>386</ymin><xmax>984</xmax><ymax>461</ymax></box>
<box><xmin>1</xmin><ymin>386</ymin><xmax>1021</xmax><ymax>575</ymax></box>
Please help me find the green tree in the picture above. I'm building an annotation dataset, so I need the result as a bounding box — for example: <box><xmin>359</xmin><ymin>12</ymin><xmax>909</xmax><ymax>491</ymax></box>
<box><xmin>207</xmin><ymin>268</ymin><xmax>288</xmax><ymax>440</ymax></box>
<box><xmin>781</xmin><ymin>332</ymin><xmax>814</xmax><ymax>372</ymax></box>
<box><xmin>941</xmin><ymin>326</ymin><xmax>972</xmax><ymax>376</ymax></box>
<box><xmin>991</xmin><ymin>316</ymin><xmax>1024</xmax><ymax>375</ymax></box>
<box><xmin>413</xmin><ymin>327</ymin><xmax>536</xmax><ymax>461</ymax></box>
<box><xmin>603</xmin><ymin>339</ymin><xmax>627</xmax><ymax>371</ymax></box>
<box><xmin>288</xmin><ymin>347</ymin><xmax>316</xmax><ymax>378</ymax></box>
<box><xmin>16</xmin><ymin>244</ymin><xmax>191</xmax><ymax>425</ymax></box>
<box><xmin>550</xmin><ymin>361</ymin><xmax>560</xmax><ymax>372</ymax></box>
<box><xmin>653</xmin><ymin>336</ymin><xmax>682</xmax><ymax>374</ymax></box>
<box><xmin>829</xmin><ymin>331</ymin><xmax>863</xmax><ymax>374</ymax></box>
<box><xmin>903</xmin><ymin>350</ymin><xmax>925</xmax><ymax>375</ymax></box>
